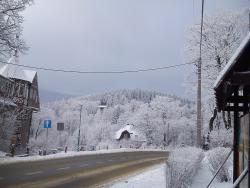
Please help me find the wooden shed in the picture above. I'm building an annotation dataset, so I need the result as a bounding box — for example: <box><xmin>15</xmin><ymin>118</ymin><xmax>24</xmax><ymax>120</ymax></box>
<box><xmin>214</xmin><ymin>33</ymin><xmax>250</xmax><ymax>187</ymax></box>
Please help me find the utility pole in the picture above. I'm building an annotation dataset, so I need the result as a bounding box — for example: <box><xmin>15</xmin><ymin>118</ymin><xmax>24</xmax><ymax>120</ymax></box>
<box><xmin>77</xmin><ymin>105</ymin><xmax>83</xmax><ymax>151</ymax></box>
<box><xmin>249</xmin><ymin>13</ymin><xmax>250</xmax><ymax>32</ymax></box>
<box><xmin>197</xmin><ymin>0</ymin><xmax>204</xmax><ymax>148</ymax></box>
<box><xmin>45</xmin><ymin>126</ymin><xmax>48</xmax><ymax>155</ymax></box>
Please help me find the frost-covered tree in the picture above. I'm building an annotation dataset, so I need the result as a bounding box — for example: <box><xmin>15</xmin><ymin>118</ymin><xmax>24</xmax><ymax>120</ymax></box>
<box><xmin>186</xmin><ymin>11</ymin><xmax>246</xmax><ymax>91</ymax></box>
<box><xmin>185</xmin><ymin>11</ymin><xmax>247</xmax><ymax>142</ymax></box>
<box><xmin>0</xmin><ymin>0</ymin><xmax>33</xmax><ymax>62</ymax></box>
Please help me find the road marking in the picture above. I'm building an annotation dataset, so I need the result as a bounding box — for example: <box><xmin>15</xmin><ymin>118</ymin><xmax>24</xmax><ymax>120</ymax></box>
<box><xmin>0</xmin><ymin>177</ymin><xmax>4</xmax><ymax>180</ymax></box>
<box><xmin>26</xmin><ymin>171</ymin><xmax>42</xmax><ymax>176</ymax></box>
<box><xmin>57</xmin><ymin>166</ymin><xmax>70</xmax><ymax>170</ymax></box>
<box><xmin>108</xmin><ymin>159</ymin><xmax>113</xmax><ymax>162</ymax></box>
<box><xmin>80</xmin><ymin>164</ymin><xmax>89</xmax><ymax>167</ymax></box>
<box><xmin>96</xmin><ymin>161</ymin><xmax>104</xmax><ymax>164</ymax></box>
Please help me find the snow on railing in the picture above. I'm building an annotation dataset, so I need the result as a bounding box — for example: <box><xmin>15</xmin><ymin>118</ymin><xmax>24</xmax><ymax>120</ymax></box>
<box><xmin>232</xmin><ymin>167</ymin><xmax>248</xmax><ymax>188</ymax></box>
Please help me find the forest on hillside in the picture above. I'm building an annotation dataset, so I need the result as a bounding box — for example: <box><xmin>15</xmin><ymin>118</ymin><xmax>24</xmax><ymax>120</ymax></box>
<box><xmin>30</xmin><ymin>89</ymin><xmax>198</xmax><ymax>151</ymax></box>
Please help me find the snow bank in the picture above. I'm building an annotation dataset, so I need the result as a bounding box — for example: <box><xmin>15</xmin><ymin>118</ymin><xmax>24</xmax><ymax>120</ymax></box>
<box><xmin>106</xmin><ymin>164</ymin><xmax>166</xmax><ymax>188</ymax></box>
<box><xmin>0</xmin><ymin>151</ymin><xmax>7</xmax><ymax>157</ymax></box>
<box><xmin>166</xmin><ymin>147</ymin><xmax>203</xmax><ymax>188</ymax></box>
<box><xmin>207</xmin><ymin>147</ymin><xmax>233</xmax><ymax>182</ymax></box>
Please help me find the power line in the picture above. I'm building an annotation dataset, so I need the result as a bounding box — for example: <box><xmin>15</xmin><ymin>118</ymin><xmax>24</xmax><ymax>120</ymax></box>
<box><xmin>0</xmin><ymin>60</ymin><xmax>195</xmax><ymax>74</ymax></box>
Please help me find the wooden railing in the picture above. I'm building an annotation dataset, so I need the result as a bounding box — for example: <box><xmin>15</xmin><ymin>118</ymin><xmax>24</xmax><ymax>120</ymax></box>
<box><xmin>206</xmin><ymin>149</ymin><xmax>233</xmax><ymax>188</ymax></box>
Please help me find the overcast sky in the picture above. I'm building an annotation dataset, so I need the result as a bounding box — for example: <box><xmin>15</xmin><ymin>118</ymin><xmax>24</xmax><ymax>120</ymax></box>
<box><xmin>19</xmin><ymin>0</ymin><xmax>249</xmax><ymax>97</ymax></box>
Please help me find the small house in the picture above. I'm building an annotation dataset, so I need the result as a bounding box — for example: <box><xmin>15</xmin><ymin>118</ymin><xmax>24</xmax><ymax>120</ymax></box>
<box><xmin>115</xmin><ymin>124</ymin><xmax>146</xmax><ymax>148</ymax></box>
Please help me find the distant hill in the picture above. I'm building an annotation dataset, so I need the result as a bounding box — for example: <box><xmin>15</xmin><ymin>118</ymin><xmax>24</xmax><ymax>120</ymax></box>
<box><xmin>39</xmin><ymin>89</ymin><xmax>74</xmax><ymax>102</ymax></box>
<box><xmin>76</xmin><ymin>89</ymin><xmax>194</xmax><ymax>107</ymax></box>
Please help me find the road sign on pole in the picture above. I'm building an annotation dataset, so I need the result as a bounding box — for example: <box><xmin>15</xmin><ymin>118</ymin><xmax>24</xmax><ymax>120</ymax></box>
<box><xmin>44</xmin><ymin>120</ymin><xmax>52</xmax><ymax>128</ymax></box>
<box><xmin>57</xmin><ymin>122</ymin><xmax>64</xmax><ymax>147</ymax></box>
<box><xmin>43</xmin><ymin>120</ymin><xmax>52</xmax><ymax>155</ymax></box>
<box><xmin>57</xmin><ymin>122</ymin><xmax>64</xmax><ymax>131</ymax></box>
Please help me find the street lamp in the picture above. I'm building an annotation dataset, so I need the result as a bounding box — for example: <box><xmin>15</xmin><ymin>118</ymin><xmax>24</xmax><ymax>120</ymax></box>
<box><xmin>98</xmin><ymin>105</ymin><xmax>107</xmax><ymax>113</ymax></box>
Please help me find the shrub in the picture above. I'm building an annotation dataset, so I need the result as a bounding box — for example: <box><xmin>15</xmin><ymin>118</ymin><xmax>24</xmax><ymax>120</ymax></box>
<box><xmin>207</xmin><ymin>147</ymin><xmax>232</xmax><ymax>182</ymax></box>
<box><xmin>166</xmin><ymin>147</ymin><xmax>203</xmax><ymax>188</ymax></box>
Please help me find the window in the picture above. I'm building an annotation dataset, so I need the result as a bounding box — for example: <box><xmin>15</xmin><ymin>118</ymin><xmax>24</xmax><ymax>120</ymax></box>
<box><xmin>29</xmin><ymin>88</ymin><xmax>33</xmax><ymax>100</ymax></box>
<box><xmin>33</xmin><ymin>90</ymin><xmax>36</xmax><ymax>100</ymax></box>
<box><xmin>19</xmin><ymin>85</ymin><xmax>24</xmax><ymax>97</ymax></box>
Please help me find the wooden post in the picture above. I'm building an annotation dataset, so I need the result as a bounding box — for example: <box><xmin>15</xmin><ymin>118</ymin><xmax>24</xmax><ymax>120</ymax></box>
<box><xmin>248</xmin><ymin>105</ymin><xmax>250</xmax><ymax>188</ymax></box>
<box><xmin>244</xmin><ymin>86</ymin><xmax>250</xmax><ymax>188</ymax></box>
<box><xmin>45</xmin><ymin>127</ymin><xmax>48</xmax><ymax>155</ymax></box>
<box><xmin>233</xmin><ymin>88</ymin><xmax>239</xmax><ymax>182</ymax></box>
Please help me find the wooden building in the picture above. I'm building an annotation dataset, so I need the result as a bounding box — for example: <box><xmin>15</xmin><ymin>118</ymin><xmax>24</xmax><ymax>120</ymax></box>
<box><xmin>0</xmin><ymin>63</ymin><xmax>40</xmax><ymax>153</ymax></box>
<box><xmin>117</xmin><ymin>130</ymin><xmax>131</xmax><ymax>140</ymax></box>
<box><xmin>214</xmin><ymin>33</ymin><xmax>250</xmax><ymax>187</ymax></box>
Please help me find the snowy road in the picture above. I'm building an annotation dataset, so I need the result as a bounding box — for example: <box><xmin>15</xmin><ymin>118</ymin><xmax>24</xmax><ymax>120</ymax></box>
<box><xmin>0</xmin><ymin>151</ymin><xmax>167</xmax><ymax>188</ymax></box>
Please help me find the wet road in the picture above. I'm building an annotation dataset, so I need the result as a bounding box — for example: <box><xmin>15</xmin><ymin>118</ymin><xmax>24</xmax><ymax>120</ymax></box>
<box><xmin>0</xmin><ymin>151</ymin><xmax>168</xmax><ymax>188</ymax></box>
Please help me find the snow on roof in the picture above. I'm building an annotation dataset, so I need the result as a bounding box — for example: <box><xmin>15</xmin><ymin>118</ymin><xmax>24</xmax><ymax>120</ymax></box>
<box><xmin>214</xmin><ymin>33</ymin><xmax>250</xmax><ymax>89</ymax></box>
<box><xmin>0</xmin><ymin>63</ymin><xmax>37</xmax><ymax>83</ymax></box>
<box><xmin>115</xmin><ymin>125</ymin><xmax>134</xmax><ymax>140</ymax></box>
<box><xmin>23</xmin><ymin>70</ymin><xmax>37</xmax><ymax>83</ymax></box>
<box><xmin>98</xmin><ymin>105</ymin><xmax>107</xmax><ymax>108</ymax></box>
<box><xmin>114</xmin><ymin>124</ymin><xmax>146</xmax><ymax>142</ymax></box>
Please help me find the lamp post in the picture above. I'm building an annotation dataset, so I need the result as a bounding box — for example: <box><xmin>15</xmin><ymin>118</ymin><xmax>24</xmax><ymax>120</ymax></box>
<box><xmin>77</xmin><ymin>105</ymin><xmax>83</xmax><ymax>151</ymax></box>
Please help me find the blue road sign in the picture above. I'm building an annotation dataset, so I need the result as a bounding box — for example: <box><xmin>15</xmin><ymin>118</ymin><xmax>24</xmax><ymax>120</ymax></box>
<box><xmin>44</xmin><ymin>120</ymin><xmax>52</xmax><ymax>128</ymax></box>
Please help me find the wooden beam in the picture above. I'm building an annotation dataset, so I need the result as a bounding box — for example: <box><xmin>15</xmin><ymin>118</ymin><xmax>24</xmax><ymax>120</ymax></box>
<box><xmin>227</xmin><ymin>96</ymin><xmax>249</xmax><ymax>103</ymax></box>
<box><xmin>231</xmin><ymin>71</ymin><xmax>250</xmax><ymax>85</ymax></box>
<box><xmin>224</xmin><ymin>106</ymin><xmax>246</xmax><ymax>112</ymax></box>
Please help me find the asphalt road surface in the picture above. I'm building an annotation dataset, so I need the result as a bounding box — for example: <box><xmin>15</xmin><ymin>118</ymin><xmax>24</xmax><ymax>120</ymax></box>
<box><xmin>0</xmin><ymin>151</ymin><xmax>168</xmax><ymax>188</ymax></box>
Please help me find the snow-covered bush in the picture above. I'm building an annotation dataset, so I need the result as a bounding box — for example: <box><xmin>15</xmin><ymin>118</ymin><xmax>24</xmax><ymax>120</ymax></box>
<box><xmin>209</xmin><ymin>129</ymin><xmax>233</xmax><ymax>148</ymax></box>
<box><xmin>166</xmin><ymin>147</ymin><xmax>203</xmax><ymax>188</ymax></box>
<box><xmin>207</xmin><ymin>147</ymin><xmax>232</xmax><ymax>182</ymax></box>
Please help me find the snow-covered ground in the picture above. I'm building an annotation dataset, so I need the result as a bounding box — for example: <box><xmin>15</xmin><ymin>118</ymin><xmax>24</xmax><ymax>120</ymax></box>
<box><xmin>101</xmin><ymin>150</ymin><xmax>232</xmax><ymax>188</ymax></box>
<box><xmin>0</xmin><ymin>148</ymin><xmax>165</xmax><ymax>165</ymax></box>
<box><xmin>191</xmin><ymin>155</ymin><xmax>231</xmax><ymax>188</ymax></box>
<box><xmin>104</xmin><ymin>164</ymin><xmax>166</xmax><ymax>188</ymax></box>
<box><xmin>0</xmin><ymin>151</ymin><xmax>6</xmax><ymax>157</ymax></box>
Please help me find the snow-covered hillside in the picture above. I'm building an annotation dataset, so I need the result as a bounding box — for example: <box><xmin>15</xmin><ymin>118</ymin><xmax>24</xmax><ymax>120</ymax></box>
<box><xmin>30</xmin><ymin>89</ymin><xmax>196</xmax><ymax>152</ymax></box>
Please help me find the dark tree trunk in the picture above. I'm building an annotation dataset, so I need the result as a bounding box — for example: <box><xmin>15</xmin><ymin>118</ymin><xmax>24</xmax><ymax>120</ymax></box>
<box><xmin>209</xmin><ymin>108</ymin><xmax>217</xmax><ymax>132</ymax></box>
<box><xmin>35</xmin><ymin>120</ymin><xmax>41</xmax><ymax>140</ymax></box>
<box><xmin>227</xmin><ymin>111</ymin><xmax>232</xmax><ymax>129</ymax></box>
<box><xmin>222</xmin><ymin>111</ymin><xmax>230</xmax><ymax>129</ymax></box>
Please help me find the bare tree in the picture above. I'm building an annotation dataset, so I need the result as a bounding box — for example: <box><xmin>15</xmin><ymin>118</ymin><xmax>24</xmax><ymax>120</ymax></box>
<box><xmin>0</xmin><ymin>0</ymin><xmax>32</xmax><ymax>62</ymax></box>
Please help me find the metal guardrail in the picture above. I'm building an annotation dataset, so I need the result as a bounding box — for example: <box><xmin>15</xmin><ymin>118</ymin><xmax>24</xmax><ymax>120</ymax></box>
<box><xmin>206</xmin><ymin>149</ymin><xmax>233</xmax><ymax>188</ymax></box>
